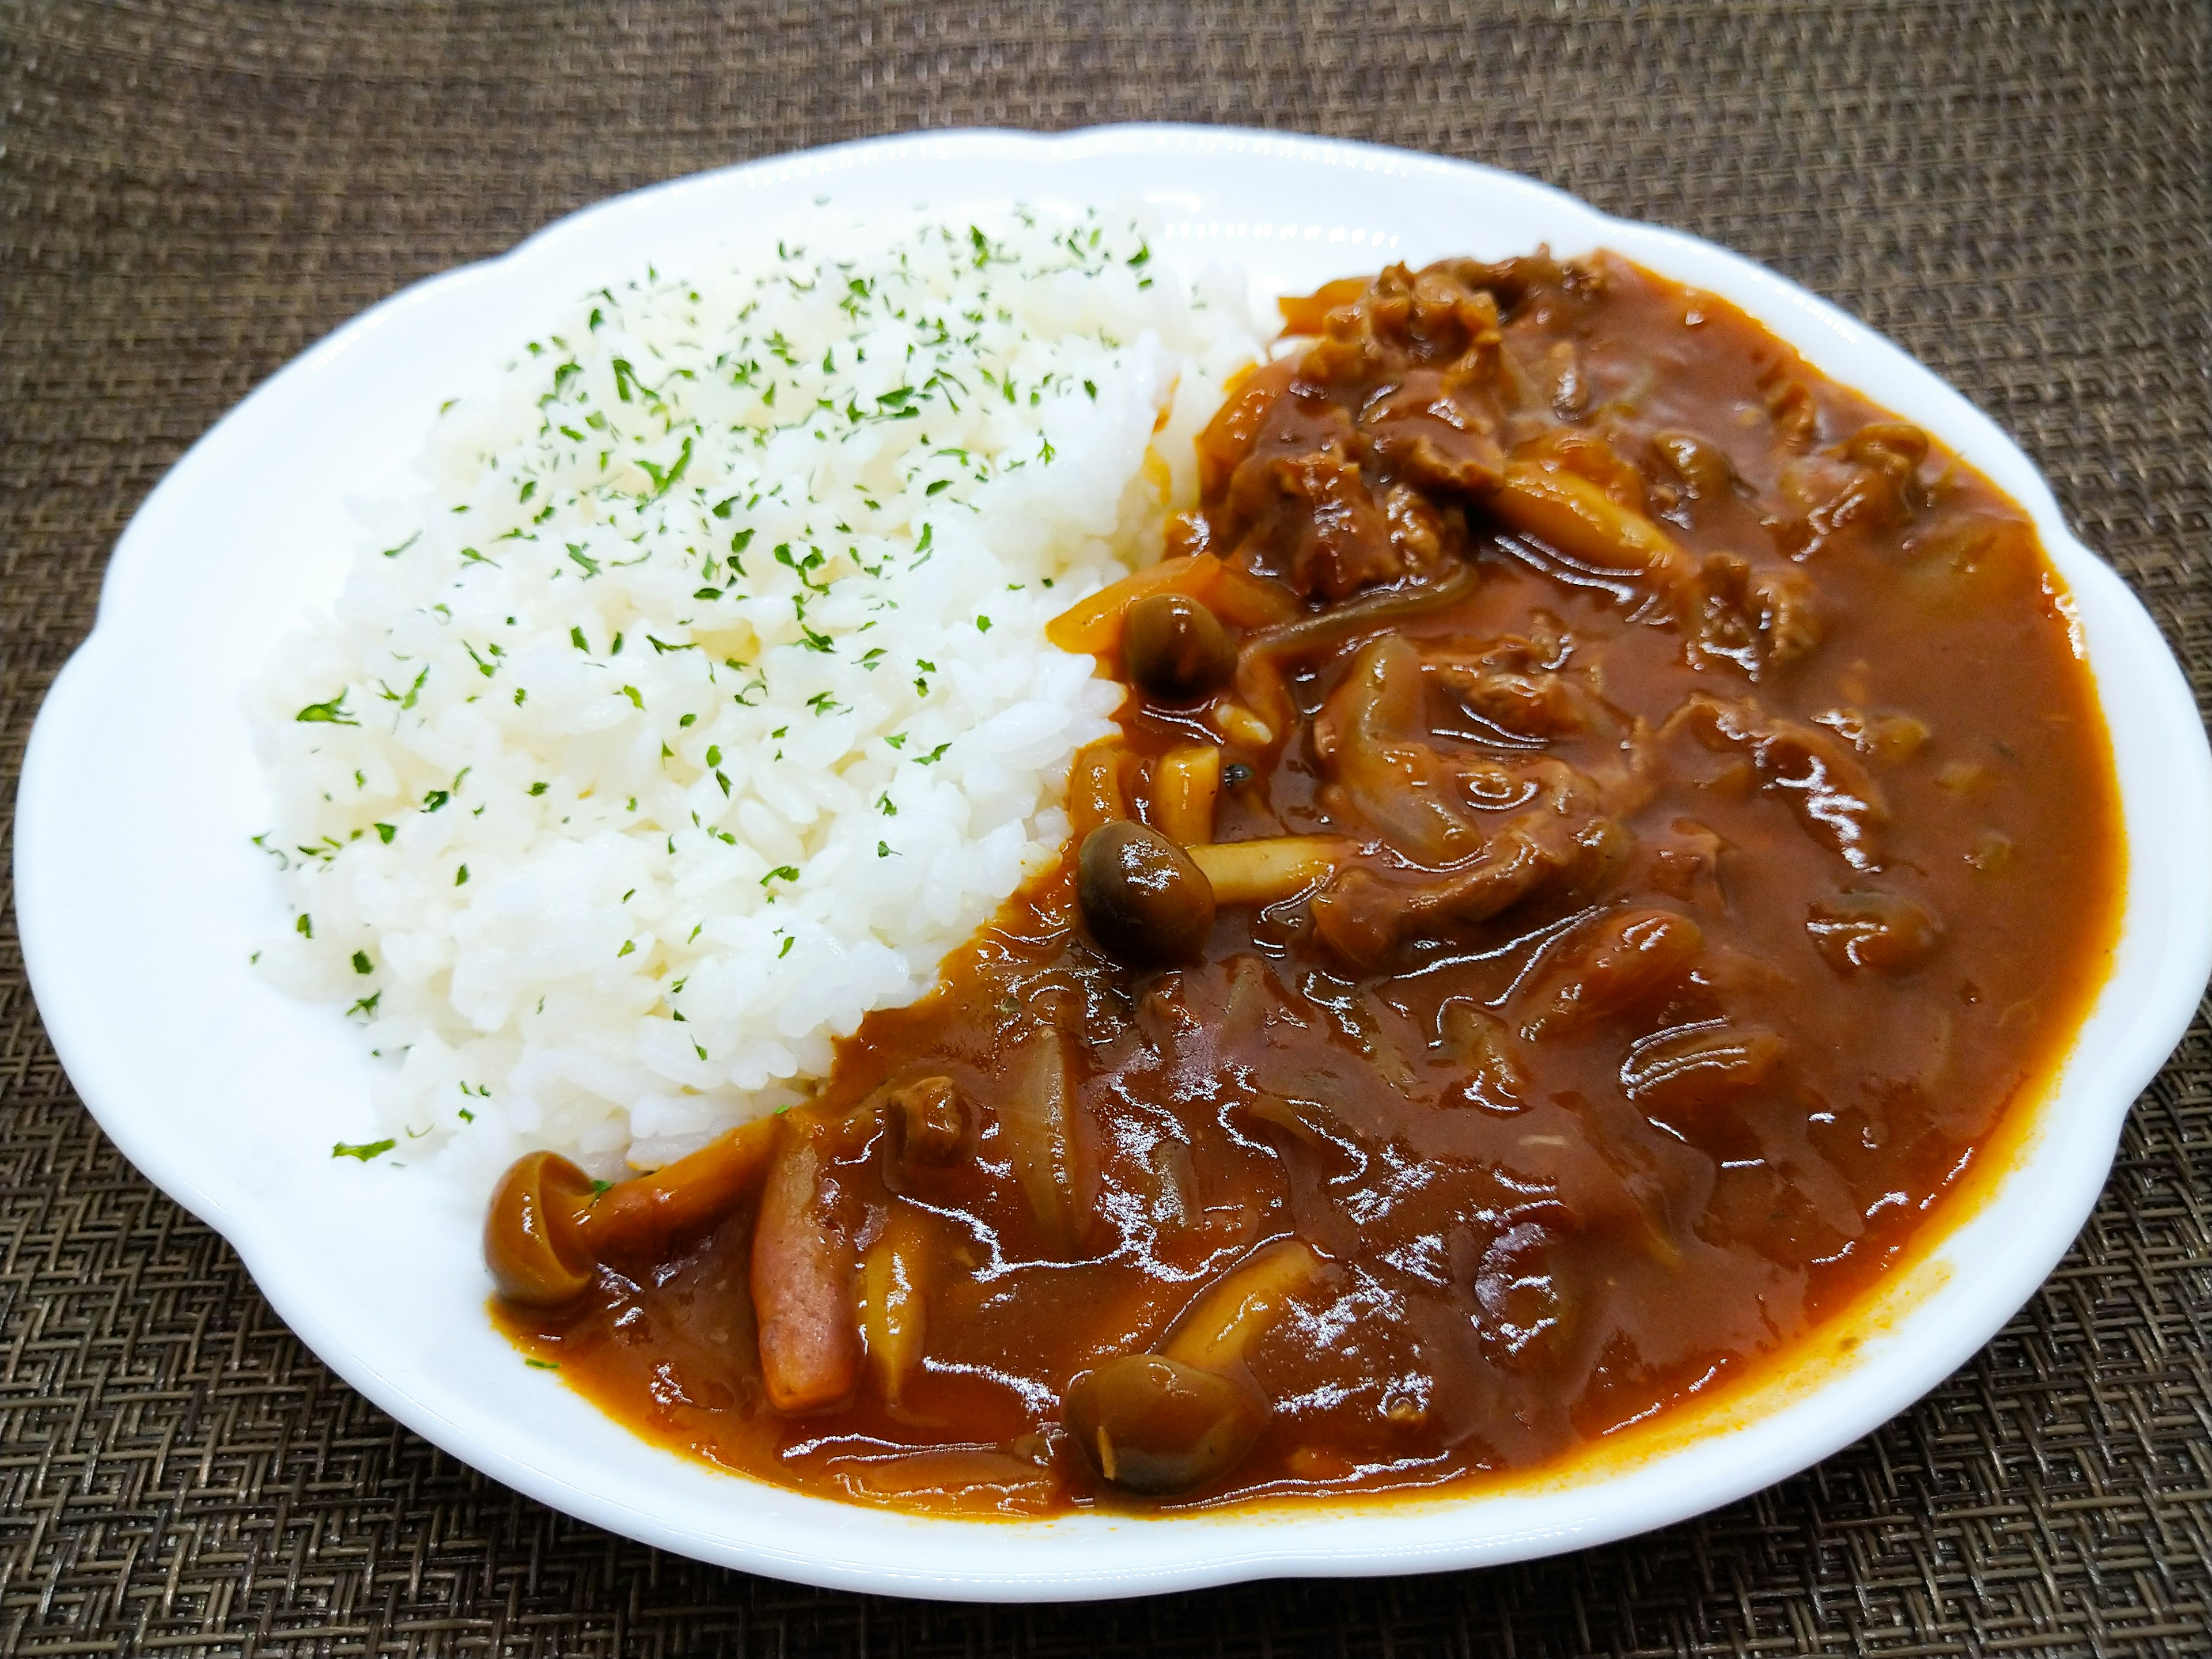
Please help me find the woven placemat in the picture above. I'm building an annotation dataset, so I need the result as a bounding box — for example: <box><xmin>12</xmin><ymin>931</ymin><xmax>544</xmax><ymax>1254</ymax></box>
<box><xmin>3</xmin><ymin>2</ymin><xmax>2207</xmax><ymax>1653</ymax></box>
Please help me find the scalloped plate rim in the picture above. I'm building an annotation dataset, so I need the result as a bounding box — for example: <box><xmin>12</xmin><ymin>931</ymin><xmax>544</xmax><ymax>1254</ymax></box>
<box><xmin>16</xmin><ymin>123</ymin><xmax>2211</xmax><ymax>1601</ymax></box>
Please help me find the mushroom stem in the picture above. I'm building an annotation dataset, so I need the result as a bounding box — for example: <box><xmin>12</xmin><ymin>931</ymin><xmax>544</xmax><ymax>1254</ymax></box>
<box><xmin>582</xmin><ymin>1113</ymin><xmax>782</xmax><ymax>1260</ymax></box>
<box><xmin>862</xmin><ymin>1206</ymin><xmax>931</xmax><ymax>1406</ymax></box>
<box><xmin>1060</xmin><ymin>1237</ymin><xmax>1327</xmax><ymax>1498</ymax></box>
<box><xmin>1160</xmin><ymin>1238</ymin><xmax>1325</xmax><ymax>1372</ymax></box>
<box><xmin>1491</xmin><ymin>460</ymin><xmax>1695</xmax><ymax>585</ymax></box>
<box><xmin>483</xmin><ymin>1116</ymin><xmax>782</xmax><ymax>1309</ymax></box>
<box><xmin>1188</xmin><ymin>836</ymin><xmax>1347</xmax><ymax>906</ymax></box>
<box><xmin>1067</xmin><ymin>739</ymin><xmax>1137</xmax><ymax>843</ymax></box>
<box><xmin>1152</xmin><ymin>744</ymin><xmax>1222</xmax><ymax>846</ymax></box>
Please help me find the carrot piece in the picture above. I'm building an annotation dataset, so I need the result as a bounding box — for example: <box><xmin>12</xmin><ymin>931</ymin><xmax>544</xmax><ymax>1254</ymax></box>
<box><xmin>1276</xmin><ymin>276</ymin><xmax>1370</xmax><ymax>337</ymax></box>
<box><xmin>1195</xmin><ymin>355</ymin><xmax>1298</xmax><ymax>497</ymax></box>
<box><xmin>1045</xmin><ymin>555</ymin><xmax>1221</xmax><ymax>656</ymax></box>
<box><xmin>1203</xmin><ymin>561</ymin><xmax>1300</xmax><ymax>628</ymax></box>
<box><xmin>1047</xmin><ymin>549</ymin><xmax>1297</xmax><ymax>660</ymax></box>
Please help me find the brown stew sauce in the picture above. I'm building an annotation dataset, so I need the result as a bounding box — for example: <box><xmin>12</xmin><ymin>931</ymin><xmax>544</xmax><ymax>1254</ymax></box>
<box><xmin>491</xmin><ymin>251</ymin><xmax>2121</xmax><ymax>1516</ymax></box>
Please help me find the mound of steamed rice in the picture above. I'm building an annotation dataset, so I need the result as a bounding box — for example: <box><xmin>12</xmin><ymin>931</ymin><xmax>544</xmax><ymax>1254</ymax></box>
<box><xmin>252</xmin><ymin>205</ymin><xmax>1258</xmax><ymax>1183</ymax></box>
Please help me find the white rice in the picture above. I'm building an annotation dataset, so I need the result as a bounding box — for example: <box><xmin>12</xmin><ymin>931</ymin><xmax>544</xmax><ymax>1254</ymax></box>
<box><xmin>252</xmin><ymin>205</ymin><xmax>1257</xmax><ymax>1183</ymax></box>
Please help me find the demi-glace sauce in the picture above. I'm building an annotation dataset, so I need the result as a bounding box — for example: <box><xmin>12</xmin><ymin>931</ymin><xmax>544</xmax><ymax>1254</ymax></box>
<box><xmin>494</xmin><ymin>251</ymin><xmax>2121</xmax><ymax>1516</ymax></box>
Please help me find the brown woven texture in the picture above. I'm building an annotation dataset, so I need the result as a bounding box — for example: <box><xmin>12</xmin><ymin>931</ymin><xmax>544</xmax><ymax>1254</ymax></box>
<box><xmin>3</xmin><ymin>1</ymin><xmax>2209</xmax><ymax>1653</ymax></box>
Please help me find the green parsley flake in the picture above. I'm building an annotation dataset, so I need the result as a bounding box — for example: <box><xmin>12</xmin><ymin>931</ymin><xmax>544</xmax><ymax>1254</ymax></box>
<box><xmin>295</xmin><ymin>692</ymin><xmax>358</xmax><ymax>726</ymax></box>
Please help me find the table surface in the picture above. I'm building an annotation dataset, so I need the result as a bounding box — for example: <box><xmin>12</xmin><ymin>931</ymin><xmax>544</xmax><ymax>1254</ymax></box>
<box><xmin>3</xmin><ymin>3</ymin><xmax>2208</xmax><ymax>1654</ymax></box>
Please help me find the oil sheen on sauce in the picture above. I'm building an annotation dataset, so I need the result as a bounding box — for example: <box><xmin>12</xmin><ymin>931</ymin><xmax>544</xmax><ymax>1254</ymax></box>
<box><xmin>494</xmin><ymin>250</ymin><xmax>2122</xmax><ymax>1517</ymax></box>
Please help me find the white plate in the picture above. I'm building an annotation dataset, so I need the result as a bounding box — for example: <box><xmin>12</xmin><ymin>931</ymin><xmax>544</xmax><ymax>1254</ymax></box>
<box><xmin>17</xmin><ymin>125</ymin><xmax>2212</xmax><ymax>1601</ymax></box>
